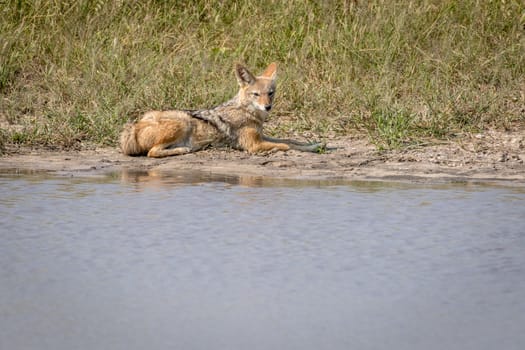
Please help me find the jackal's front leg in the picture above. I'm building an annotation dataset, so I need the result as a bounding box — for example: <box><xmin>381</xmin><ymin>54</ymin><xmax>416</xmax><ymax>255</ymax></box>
<box><xmin>238</xmin><ymin>128</ymin><xmax>291</xmax><ymax>153</ymax></box>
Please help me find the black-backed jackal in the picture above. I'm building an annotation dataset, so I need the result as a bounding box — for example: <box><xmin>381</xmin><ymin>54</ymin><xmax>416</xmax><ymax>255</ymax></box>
<box><xmin>120</xmin><ymin>62</ymin><xmax>323</xmax><ymax>158</ymax></box>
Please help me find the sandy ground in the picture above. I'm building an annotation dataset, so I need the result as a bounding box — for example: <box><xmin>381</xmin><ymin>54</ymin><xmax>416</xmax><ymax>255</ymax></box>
<box><xmin>1</xmin><ymin>131</ymin><xmax>524</xmax><ymax>184</ymax></box>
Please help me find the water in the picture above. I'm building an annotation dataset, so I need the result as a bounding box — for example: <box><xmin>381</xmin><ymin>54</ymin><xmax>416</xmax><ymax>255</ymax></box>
<box><xmin>1</xmin><ymin>170</ymin><xmax>525</xmax><ymax>350</ymax></box>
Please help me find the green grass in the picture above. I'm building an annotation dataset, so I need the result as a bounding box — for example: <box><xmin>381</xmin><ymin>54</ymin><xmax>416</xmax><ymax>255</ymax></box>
<box><xmin>1</xmin><ymin>0</ymin><xmax>524</xmax><ymax>153</ymax></box>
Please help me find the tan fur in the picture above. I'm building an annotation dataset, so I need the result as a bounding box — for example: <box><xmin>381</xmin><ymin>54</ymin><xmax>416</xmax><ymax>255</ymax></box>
<box><xmin>120</xmin><ymin>62</ymin><xmax>323</xmax><ymax>158</ymax></box>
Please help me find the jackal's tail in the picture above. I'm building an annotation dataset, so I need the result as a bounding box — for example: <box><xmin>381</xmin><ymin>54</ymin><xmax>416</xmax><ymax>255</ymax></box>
<box><xmin>119</xmin><ymin>123</ymin><xmax>143</xmax><ymax>156</ymax></box>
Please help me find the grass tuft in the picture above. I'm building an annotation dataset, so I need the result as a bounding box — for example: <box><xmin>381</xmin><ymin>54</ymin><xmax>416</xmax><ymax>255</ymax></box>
<box><xmin>1</xmin><ymin>0</ymin><xmax>524</xmax><ymax>151</ymax></box>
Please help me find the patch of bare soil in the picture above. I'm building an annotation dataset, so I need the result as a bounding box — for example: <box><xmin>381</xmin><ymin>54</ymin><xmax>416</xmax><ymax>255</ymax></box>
<box><xmin>1</xmin><ymin>131</ymin><xmax>524</xmax><ymax>184</ymax></box>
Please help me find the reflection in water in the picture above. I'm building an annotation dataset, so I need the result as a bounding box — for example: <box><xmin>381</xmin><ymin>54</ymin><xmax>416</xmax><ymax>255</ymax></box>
<box><xmin>117</xmin><ymin>168</ymin><xmax>525</xmax><ymax>192</ymax></box>
<box><xmin>117</xmin><ymin>168</ymin><xmax>355</xmax><ymax>188</ymax></box>
<box><xmin>1</xmin><ymin>171</ymin><xmax>525</xmax><ymax>350</ymax></box>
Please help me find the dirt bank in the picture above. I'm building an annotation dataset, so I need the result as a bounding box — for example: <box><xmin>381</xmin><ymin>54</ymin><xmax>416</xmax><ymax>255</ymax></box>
<box><xmin>1</xmin><ymin>131</ymin><xmax>524</xmax><ymax>184</ymax></box>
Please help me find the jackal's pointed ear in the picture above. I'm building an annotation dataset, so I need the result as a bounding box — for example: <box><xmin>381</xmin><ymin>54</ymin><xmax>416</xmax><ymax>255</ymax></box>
<box><xmin>261</xmin><ymin>62</ymin><xmax>277</xmax><ymax>80</ymax></box>
<box><xmin>235</xmin><ymin>63</ymin><xmax>256</xmax><ymax>86</ymax></box>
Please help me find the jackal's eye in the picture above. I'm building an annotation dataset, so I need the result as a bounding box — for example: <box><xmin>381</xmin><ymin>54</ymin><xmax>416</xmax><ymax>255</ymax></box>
<box><xmin>268</xmin><ymin>91</ymin><xmax>275</xmax><ymax>97</ymax></box>
<box><xmin>251</xmin><ymin>92</ymin><xmax>260</xmax><ymax>97</ymax></box>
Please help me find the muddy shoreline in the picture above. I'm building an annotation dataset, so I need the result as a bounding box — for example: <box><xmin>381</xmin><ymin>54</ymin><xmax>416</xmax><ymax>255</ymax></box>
<box><xmin>1</xmin><ymin>132</ymin><xmax>524</xmax><ymax>184</ymax></box>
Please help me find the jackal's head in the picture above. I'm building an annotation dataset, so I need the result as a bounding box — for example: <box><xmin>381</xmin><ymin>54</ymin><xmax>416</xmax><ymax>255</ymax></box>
<box><xmin>235</xmin><ymin>62</ymin><xmax>277</xmax><ymax>115</ymax></box>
